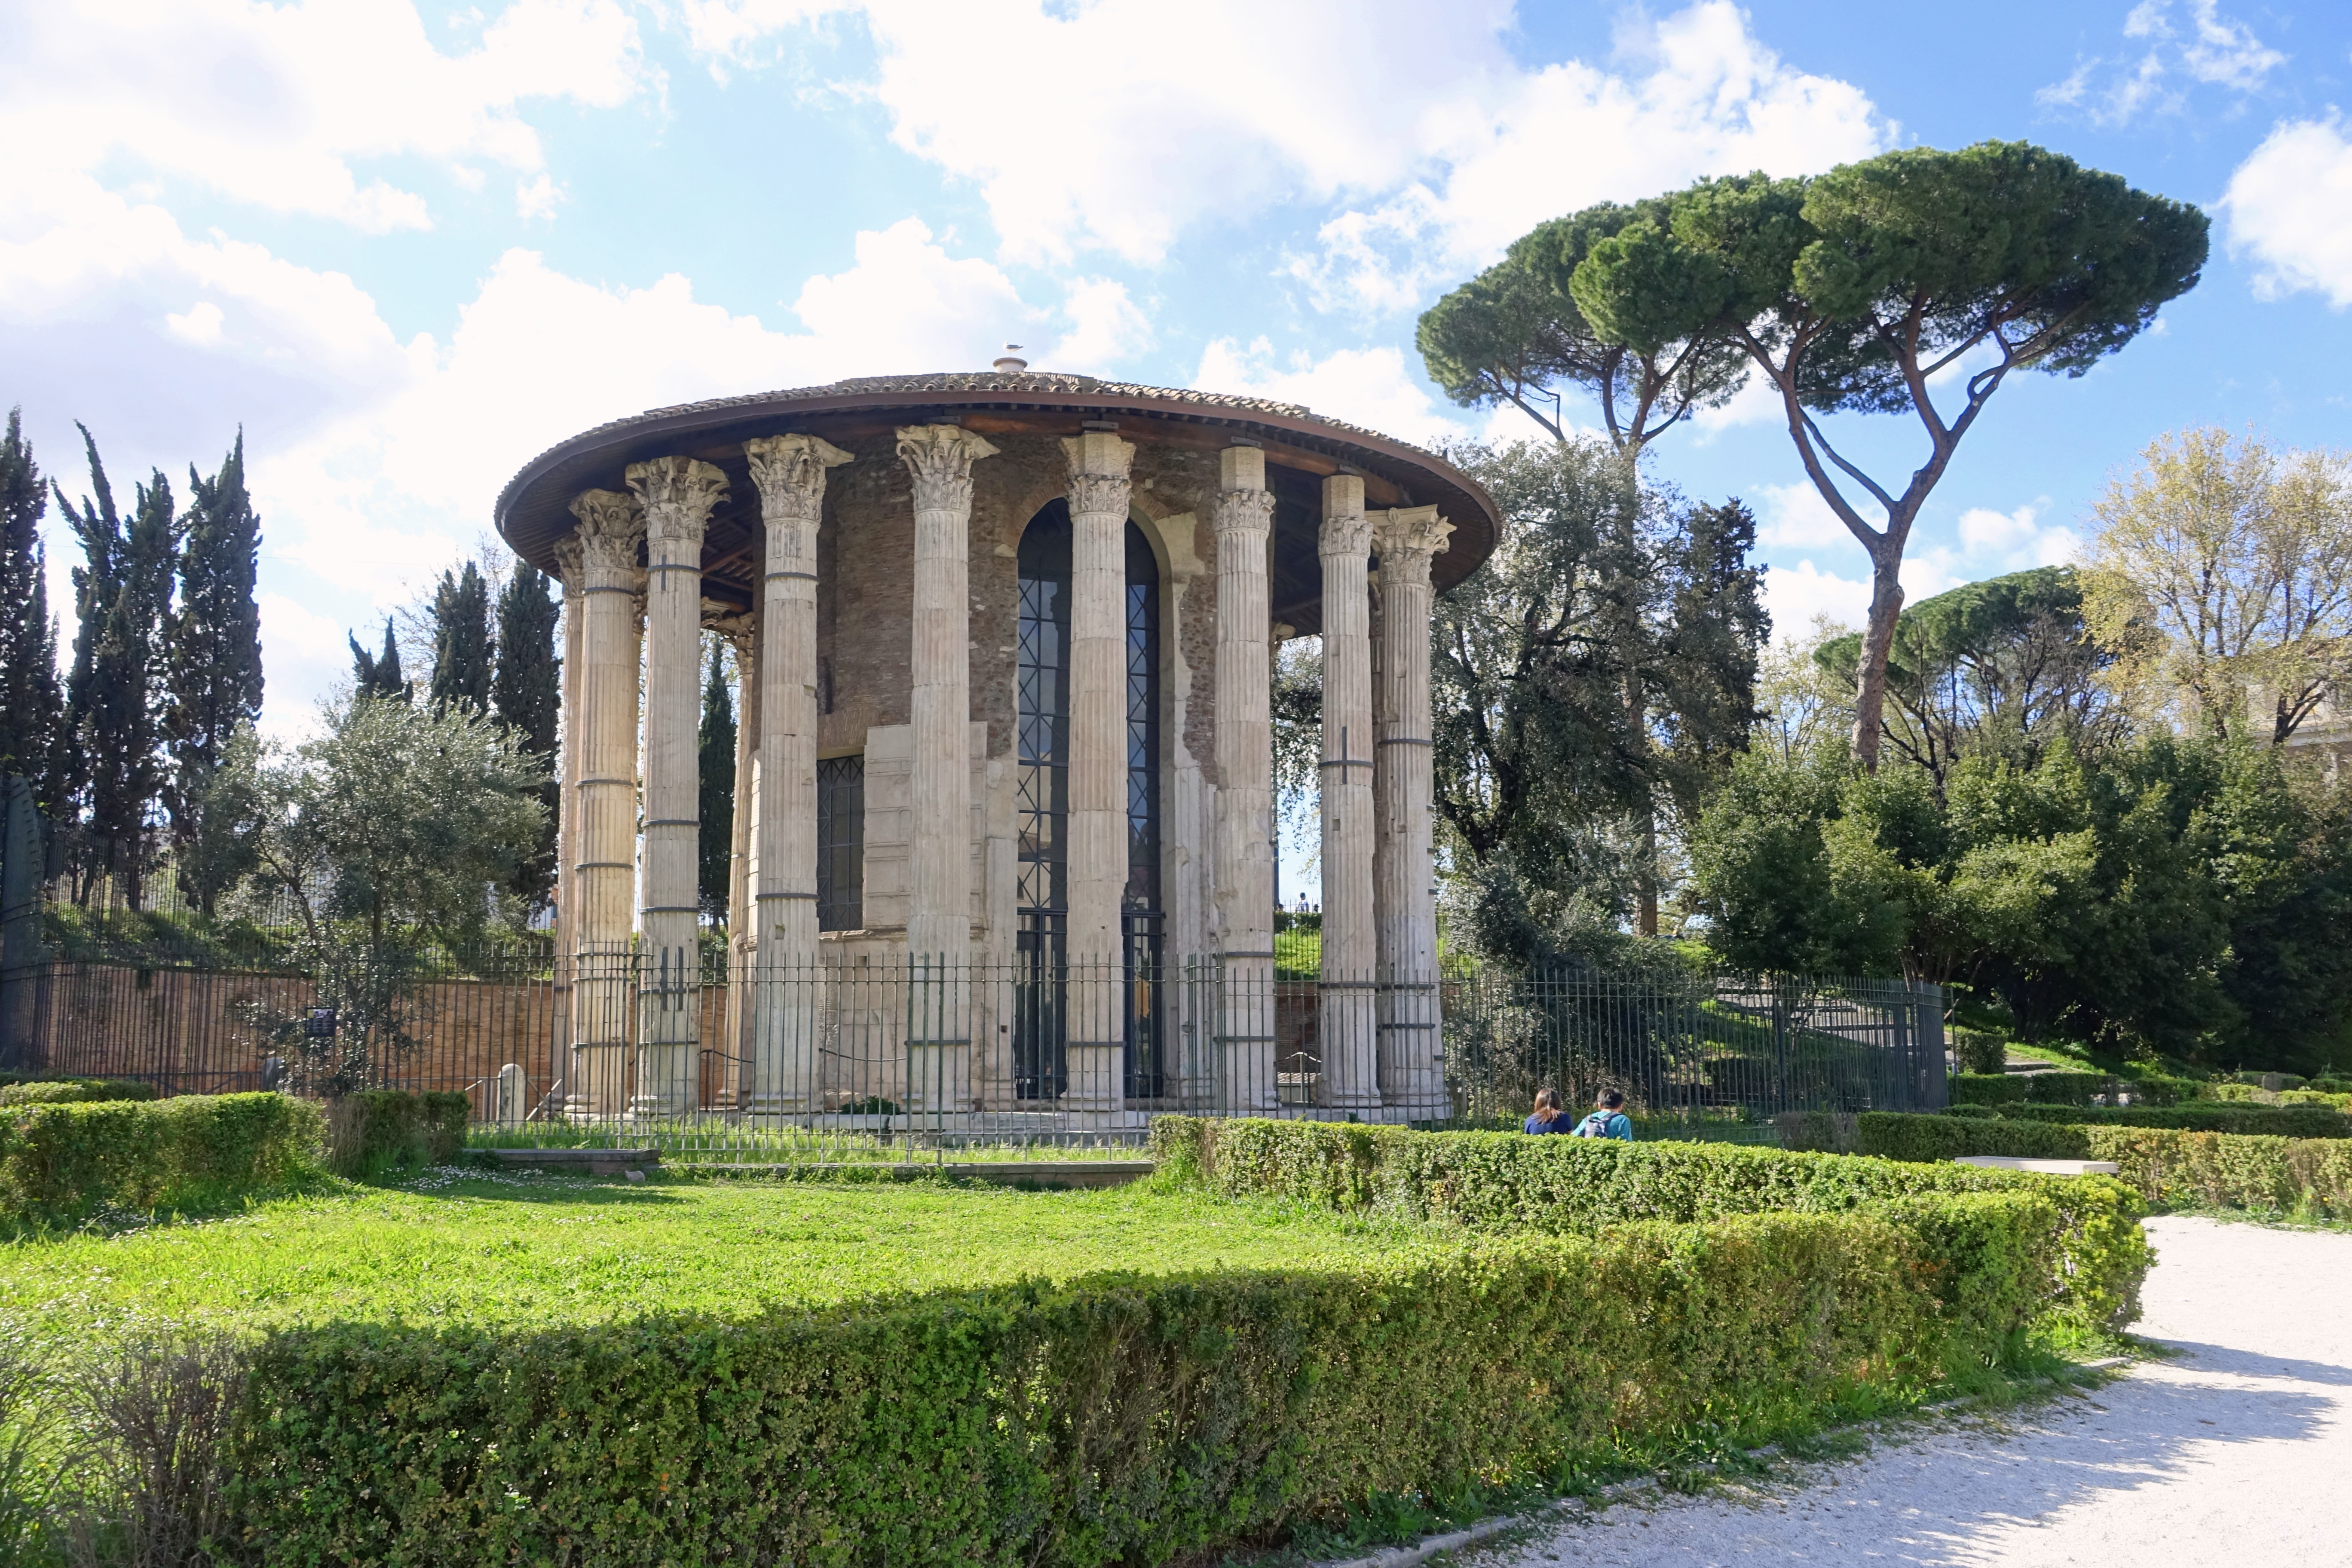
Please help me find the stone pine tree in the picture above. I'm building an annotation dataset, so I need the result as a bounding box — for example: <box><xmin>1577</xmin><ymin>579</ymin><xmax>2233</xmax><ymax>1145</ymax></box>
<box><xmin>55</xmin><ymin>426</ymin><xmax>175</xmax><ymax>909</ymax></box>
<box><xmin>0</xmin><ymin>410</ymin><xmax>65</xmax><ymax>818</ymax></box>
<box><xmin>697</xmin><ymin>637</ymin><xmax>735</xmax><ymax>924</ymax></box>
<box><xmin>491</xmin><ymin>560</ymin><xmax>560</xmax><ymax>906</ymax></box>
<box><xmin>164</xmin><ymin>430</ymin><xmax>264</xmax><ymax>910</ymax></box>
<box><xmin>349</xmin><ymin>618</ymin><xmax>409</xmax><ymax>702</ymax></box>
<box><xmin>427</xmin><ymin>561</ymin><xmax>494</xmax><ymax>715</ymax></box>
<box><xmin>1565</xmin><ymin>140</ymin><xmax>2207</xmax><ymax>769</ymax></box>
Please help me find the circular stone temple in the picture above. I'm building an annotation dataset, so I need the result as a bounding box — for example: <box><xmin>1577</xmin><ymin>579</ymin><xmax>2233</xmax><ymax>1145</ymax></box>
<box><xmin>494</xmin><ymin>369</ymin><xmax>1500</xmax><ymax>1127</ymax></box>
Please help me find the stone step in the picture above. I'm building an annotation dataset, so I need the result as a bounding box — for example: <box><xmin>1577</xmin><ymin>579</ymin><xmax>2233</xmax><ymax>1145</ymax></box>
<box><xmin>481</xmin><ymin>1147</ymin><xmax>660</xmax><ymax>1176</ymax></box>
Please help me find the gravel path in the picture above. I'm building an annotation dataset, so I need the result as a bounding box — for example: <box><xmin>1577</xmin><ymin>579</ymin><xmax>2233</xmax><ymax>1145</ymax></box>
<box><xmin>1473</xmin><ymin>1216</ymin><xmax>2352</xmax><ymax>1567</ymax></box>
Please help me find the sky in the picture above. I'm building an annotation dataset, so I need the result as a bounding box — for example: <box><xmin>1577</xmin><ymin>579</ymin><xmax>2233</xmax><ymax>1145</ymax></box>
<box><xmin>5</xmin><ymin>0</ymin><xmax>2350</xmax><ymax>897</ymax></box>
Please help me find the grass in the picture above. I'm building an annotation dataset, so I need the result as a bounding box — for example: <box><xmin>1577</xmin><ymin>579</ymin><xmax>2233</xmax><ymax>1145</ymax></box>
<box><xmin>0</xmin><ymin>1173</ymin><xmax>1439</xmax><ymax>1348</ymax></box>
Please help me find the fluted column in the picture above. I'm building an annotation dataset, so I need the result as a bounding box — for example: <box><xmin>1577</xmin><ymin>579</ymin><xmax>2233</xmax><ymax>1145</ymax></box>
<box><xmin>1318</xmin><ymin>474</ymin><xmax>1378</xmax><ymax>1111</ymax></box>
<box><xmin>1063</xmin><ymin>429</ymin><xmax>1136</xmax><ymax>1112</ymax></box>
<box><xmin>1374</xmin><ymin>505</ymin><xmax>1452</xmax><ymax>1117</ymax></box>
<box><xmin>714</xmin><ymin>614</ymin><xmax>758</xmax><ymax>1111</ymax></box>
<box><xmin>565</xmin><ymin>491</ymin><xmax>645</xmax><ymax>1119</ymax></box>
<box><xmin>625</xmin><ymin>456</ymin><xmax>729</xmax><ymax>1118</ymax></box>
<box><xmin>897</xmin><ymin>423</ymin><xmax>998</xmax><ymax>1112</ymax></box>
<box><xmin>743</xmin><ymin>434</ymin><xmax>851</xmax><ymax>1114</ymax></box>
<box><xmin>551</xmin><ymin>538</ymin><xmax>585</xmax><ymax>1095</ymax></box>
<box><xmin>1213</xmin><ymin>444</ymin><xmax>1277</xmax><ymax>1113</ymax></box>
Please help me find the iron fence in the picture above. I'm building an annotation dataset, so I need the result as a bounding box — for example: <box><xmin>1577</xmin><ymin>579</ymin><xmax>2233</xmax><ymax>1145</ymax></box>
<box><xmin>0</xmin><ymin>945</ymin><xmax>1945</xmax><ymax>1161</ymax></box>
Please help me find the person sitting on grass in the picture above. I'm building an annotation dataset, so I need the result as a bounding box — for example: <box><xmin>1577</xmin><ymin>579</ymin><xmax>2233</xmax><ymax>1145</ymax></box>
<box><xmin>1572</xmin><ymin>1089</ymin><xmax>1633</xmax><ymax>1141</ymax></box>
<box><xmin>1523</xmin><ymin>1087</ymin><xmax>1573</xmax><ymax>1134</ymax></box>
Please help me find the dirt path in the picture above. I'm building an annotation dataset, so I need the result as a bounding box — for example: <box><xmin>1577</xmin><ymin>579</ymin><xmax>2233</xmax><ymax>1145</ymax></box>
<box><xmin>1474</xmin><ymin>1216</ymin><xmax>2352</xmax><ymax>1567</ymax></box>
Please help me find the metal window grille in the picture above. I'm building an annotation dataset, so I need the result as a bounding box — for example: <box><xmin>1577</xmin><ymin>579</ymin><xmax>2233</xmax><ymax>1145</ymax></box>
<box><xmin>816</xmin><ymin>754</ymin><xmax>864</xmax><ymax>932</ymax></box>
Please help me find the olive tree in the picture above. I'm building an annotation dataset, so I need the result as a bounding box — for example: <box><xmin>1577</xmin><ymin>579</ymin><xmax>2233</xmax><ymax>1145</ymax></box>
<box><xmin>1567</xmin><ymin>141</ymin><xmax>2207</xmax><ymax>769</ymax></box>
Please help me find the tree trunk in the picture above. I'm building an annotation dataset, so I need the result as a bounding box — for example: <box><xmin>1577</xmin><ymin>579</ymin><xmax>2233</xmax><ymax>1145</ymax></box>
<box><xmin>1850</xmin><ymin>548</ymin><xmax>1905</xmax><ymax>772</ymax></box>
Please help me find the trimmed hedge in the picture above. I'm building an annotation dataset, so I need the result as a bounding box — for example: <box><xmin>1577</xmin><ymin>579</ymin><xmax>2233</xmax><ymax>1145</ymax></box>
<box><xmin>0</xmin><ymin>1077</ymin><xmax>157</xmax><ymax>1105</ymax></box>
<box><xmin>0</xmin><ymin>1092</ymin><xmax>323</xmax><ymax>1222</ymax></box>
<box><xmin>1949</xmin><ymin>1072</ymin><xmax>2111</xmax><ymax>1106</ymax></box>
<box><xmin>1862</xmin><ymin>1115</ymin><xmax>2352</xmax><ymax>1220</ymax></box>
<box><xmin>1148</xmin><ymin>1117</ymin><xmax>2147</xmax><ymax>1339</ymax></box>
<box><xmin>324</xmin><ymin>1089</ymin><xmax>469</xmax><ymax>1179</ymax></box>
<box><xmin>1995</xmin><ymin>1102</ymin><xmax>2351</xmax><ymax>1137</ymax></box>
<box><xmin>221</xmin><ymin>1202</ymin><xmax>2058</xmax><ymax>1567</ymax></box>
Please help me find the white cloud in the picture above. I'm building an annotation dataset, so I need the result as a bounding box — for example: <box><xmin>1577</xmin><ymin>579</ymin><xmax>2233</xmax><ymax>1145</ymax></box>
<box><xmin>675</xmin><ymin>0</ymin><xmax>1879</xmax><ymax>279</ymax></box>
<box><xmin>1047</xmin><ymin>279</ymin><xmax>1154</xmax><ymax>374</ymax></box>
<box><xmin>2035</xmin><ymin>0</ymin><xmax>2283</xmax><ymax>125</ymax></box>
<box><xmin>1194</xmin><ymin>337</ymin><xmax>1467</xmax><ymax>449</ymax></box>
<box><xmin>2225</xmin><ymin>116</ymin><xmax>2352</xmax><ymax>308</ymax></box>
<box><xmin>2177</xmin><ymin>0</ymin><xmax>2288</xmax><ymax>88</ymax></box>
<box><xmin>165</xmin><ymin>300</ymin><xmax>227</xmax><ymax>347</ymax></box>
<box><xmin>1755</xmin><ymin>482</ymin><xmax>1853</xmax><ymax>550</ymax></box>
<box><xmin>0</xmin><ymin>0</ymin><xmax>652</xmax><ymax>232</ymax></box>
<box><xmin>1762</xmin><ymin>559</ymin><xmax>1871</xmax><ymax>636</ymax></box>
<box><xmin>516</xmin><ymin>175</ymin><xmax>562</xmax><ymax>222</ymax></box>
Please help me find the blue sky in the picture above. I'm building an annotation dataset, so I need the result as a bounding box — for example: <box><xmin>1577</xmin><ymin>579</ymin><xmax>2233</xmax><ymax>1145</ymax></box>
<box><xmin>5</xmin><ymin>0</ymin><xmax>2350</xmax><ymax>892</ymax></box>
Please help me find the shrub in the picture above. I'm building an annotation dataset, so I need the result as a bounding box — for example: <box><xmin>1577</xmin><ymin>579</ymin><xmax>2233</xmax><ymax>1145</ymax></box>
<box><xmin>0</xmin><ymin>1078</ymin><xmax>158</xmax><ymax>1106</ymax></box>
<box><xmin>0</xmin><ymin>1093</ymin><xmax>323</xmax><ymax>1223</ymax></box>
<box><xmin>221</xmin><ymin>1204</ymin><xmax>2055</xmax><ymax>1567</ymax></box>
<box><xmin>1995</xmin><ymin>1103</ymin><xmax>2350</xmax><ymax>1138</ymax></box>
<box><xmin>324</xmin><ymin>1089</ymin><xmax>470</xmax><ymax>1179</ymax></box>
<box><xmin>1856</xmin><ymin>1112</ymin><xmax>2090</xmax><ymax>1164</ymax></box>
<box><xmin>1148</xmin><ymin>1118</ymin><xmax>2146</xmax><ymax>1339</ymax></box>
<box><xmin>1772</xmin><ymin>1110</ymin><xmax>1856</xmax><ymax>1153</ymax></box>
<box><xmin>1951</xmin><ymin>1029</ymin><xmax>2008</xmax><ymax>1076</ymax></box>
<box><xmin>2079</xmin><ymin>1127</ymin><xmax>2352</xmax><ymax>1219</ymax></box>
<box><xmin>1949</xmin><ymin>1072</ymin><xmax>2113</xmax><ymax>1106</ymax></box>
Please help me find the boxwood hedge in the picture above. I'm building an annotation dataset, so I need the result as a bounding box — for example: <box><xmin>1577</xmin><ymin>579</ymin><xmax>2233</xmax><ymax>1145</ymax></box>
<box><xmin>1147</xmin><ymin>1117</ymin><xmax>2146</xmax><ymax>1340</ymax></box>
<box><xmin>1994</xmin><ymin>1103</ymin><xmax>2350</xmax><ymax>1137</ymax></box>
<box><xmin>0</xmin><ymin>1092</ymin><xmax>323</xmax><ymax>1223</ymax></box>
<box><xmin>220</xmin><ymin>1200</ymin><xmax>2060</xmax><ymax>1568</ymax></box>
<box><xmin>0</xmin><ymin>1076</ymin><xmax>158</xmax><ymax>1106</ymax></box>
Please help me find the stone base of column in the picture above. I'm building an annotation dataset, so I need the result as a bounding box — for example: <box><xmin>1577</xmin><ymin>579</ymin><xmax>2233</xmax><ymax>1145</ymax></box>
<box><xmin>566</xmin><ymin>1041</ymin><xmax>629</xmax><ymax>1121</ymax></box>
<box><xmin>1062</xmin><ymin>1042</ymin><xmax>1124</xmax><ymax>1112</ymax></box>
<box><xmin>906</xmin><ymin>1040</ymin><xmax>972</xmax><ymax>1113</ymax></box>
<box><xmin>629</xmin><ymin>1043</ymin><xmax>698</xmax><ymax>1118</ymax></box>
<box><xmin>1318</xmin><ymin>985</ymin><xmax>1382</xmax><ymax>1110</ymax></box>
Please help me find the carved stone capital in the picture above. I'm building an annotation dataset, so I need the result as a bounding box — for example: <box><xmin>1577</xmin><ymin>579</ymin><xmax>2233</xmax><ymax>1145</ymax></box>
<box><xmin>625</xmin><ymin>456</ymin><xmax>729</xmax><ymax>549</ymax></box>
<box><xmin>1066</xmin><ymin>471</ymin><xmax>1132</xmax><ymax>519</ymax></box>
<box><xmin>704</xmin><ymin>604</ymin><xmax>757</xmax><ymax>651</ymax></box>
<box><xmin>895</xmin><ymin>424</ymin><xmax>999</xmax><ymax>515</ymax></box>
<box><xmin>743</xmin><ymin>434</ymin><xmax>853</xmax><ymax>523</ymax></box>
<box><xmin>1371</xmin><ymin>505</ymin><xmax>1452</xmax><ymax>583</ymax></box>
<box><xmin>568</xmin><ymin>489</ymin><xmax>646</xmax><ymax>573</ymax></box>
<box><xmin>1213</xmin><ymin>487</ymin><xmax>1274</xmax><ymax>538</ymax></box>
<box><xmin>1319</xmin><ymin>510</ymin><xmax>1373</xmax><ymax>558</ymax></box>
<box><xmin>551</xmin><ymin>536</ymin><xmax>585</xmax><ymax>593</ymax></box>
<box><xmin>1061</xmin><ymin>432</ymin><xmax>1136</xmax><ymax>520</ymax></box>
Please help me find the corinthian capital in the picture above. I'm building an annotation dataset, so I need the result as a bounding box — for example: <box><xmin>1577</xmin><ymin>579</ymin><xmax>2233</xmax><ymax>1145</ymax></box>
<box><xmin>568</xmin><ymin>489</ymin><xmax>645</xmax><ymax>573</ymax></box>
<box><xmin>1371</xmin><ymin>506</ymin><xmax>1453</xmax><ymax>581</ymax></box>
<box><xmin>1319</xmin><ymin>510</ymin><xmax>1373</xmax><ymax>558</ymax></box>
<box><xmin>625</xmin><ymin>456</ymin><xmax>729</xmax><ymax>548</ymax></box>
<box><xmin>743</xmin><ymin>434</ymin><xmax>853</xmax><ymax>523</ymax></box>
<box><xmin>895</xmin><ymin>424</ymin><xmax>1000</xmax><ymax>515</ymax></box>
<box><xmin>551</xmin><ymin>536</ymin><xmax>585</xmax><ymax>592</ymax></box>
<box><xmin>1061</xmin><ymin>431</ymin><xmax>1136</xmax><ymax>519</ymax></box>
<box><xmin>1213</xmin><ymin>487</ymin><xmax>1274</xmax><ymax>539</ymax></box>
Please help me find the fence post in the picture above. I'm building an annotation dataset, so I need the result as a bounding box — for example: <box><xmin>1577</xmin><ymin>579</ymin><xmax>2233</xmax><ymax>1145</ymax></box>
<box><xmin>0</xmin><ymin>777</ymin><xmax>43</xmax><ymax>1070</ymax></box>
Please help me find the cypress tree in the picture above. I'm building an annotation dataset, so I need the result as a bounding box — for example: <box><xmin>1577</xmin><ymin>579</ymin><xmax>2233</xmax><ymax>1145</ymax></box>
<box><xmin>164</xmin><ymin>430</ymin><xmax>264</xmax><ymax>880</ymax></box>
<box><xmin>56</xmin><ymin>427</ymin><xmax>174</xmax><ymax>909</ymax></box>
<box><xmin>428</xmin><ymin>561</ymin><xmax>493</xmax><ymax>714</ymax></box>
<box><xmin>349</xmin><ymin>618</ymin><xmax>408</xmax><ymax>701</ymax></box>
<box><xmin>492</xmin><ymin>560</ymin><xmax>560</xmax><ymax>906</ymax></box>
<box><xmin>0</xmin><ymin>410</ymin><xmax>65</xmax><ymax>819</ymax></box>
<box><xmin>697</xmin><ymin>637</ymin><xmax>735</xmax><ymax>923</ymax></box>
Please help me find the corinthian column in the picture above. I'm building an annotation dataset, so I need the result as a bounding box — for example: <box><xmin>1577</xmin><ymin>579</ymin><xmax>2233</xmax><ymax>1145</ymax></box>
<box><xmin>1062</xmin><ymin>429</ymin><xmax>1136</xmax><ymax>1113</ymax></box>
<box><xmin>897</xmin><ymin>423</ymin><xmax>998</xmax><ymax>1112</ymax></box>
<box><xmin>564</xmin><ymin>490</ymin><xmax>644</xmax><ymax>1120</ymax></box>
<box><xmin>1318</xmin><ymin>474</ymin><xmax>1379</xmax><ymax>1111</ymax></box>
<box><xmin>712</xmin><ymin>612</ymin><xmax>758</xmax><ymax>1111</ymax></box>
<box><xmin>743</xmin><ymin>433</ymin><xmax>851</xmax><ymax>1114</ymax></box>
<box><xmin>1213</xmin><ymin>444</ymin><xmax>1277</xmax><ymax>1113</ymax></box>
<box><xmin>624</xmin><ymin>456</ymin><xmax>729</xmax><ymax>1118</ymax></box>
<box><xmin>1373</xmin><ymin>505</ymin><xmax>1452</xmax><ymax>1117</ymax></box>
<box><xmin>551</xmin><ymin>537</ymin><xmax>585</xmax><ymax>1098</ymax></box>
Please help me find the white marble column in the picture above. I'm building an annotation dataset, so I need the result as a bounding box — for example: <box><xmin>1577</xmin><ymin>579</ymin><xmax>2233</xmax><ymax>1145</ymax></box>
<box><xmin>624</xmin><ymin>456</ymin><xmax>729</xmax><ymax>1118</ymax></box>
<box><xmin>1373</xmin><ymin>505</ymin><xmax>1452</xmax><ymax>1117</ymax></box>
<box><xmin>564</xmin><ymin>490</ymin><xmax>645</xmax><ymax>1119</ymax></box>
<box><xmin>1213</xmin><ymin>444</ymin><xmax>1277</xmax><ymax>1113</ymax></box>
<box><xmin>897</xmin><ymin>423</ymin><xmax>997</xmax><ymax>1112</ymax></box>
<box><xmin>743</xmin><ymin>434</ymin><xmax>851</xmax><ymax>1113</ymax></box>
<box><xmin>1062</xmin><ymin>429</ymin><xmax>1136</xmax><ymax>1112</ymax></box>
<box><xmin>715</xmin><ymin>613</ymin><xmax>758</xmax><ymax>1111</ymax></box>
<box><xmin>1318</xmin><ymin>474</ymin><xmax>1379</xmax><ymax>1111</ymax></box>
<box><xmin>551</xmin><ymin>538</ymin><xmax>585</xmax><ymax>1095</ymax></box>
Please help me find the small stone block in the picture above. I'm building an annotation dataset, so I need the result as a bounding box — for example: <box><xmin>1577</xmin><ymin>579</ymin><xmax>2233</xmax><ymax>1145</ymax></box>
<box><xmin>625</xmin><ymin>1169</ymin><xmax>646</xmax><ymax>1183</ymax></box>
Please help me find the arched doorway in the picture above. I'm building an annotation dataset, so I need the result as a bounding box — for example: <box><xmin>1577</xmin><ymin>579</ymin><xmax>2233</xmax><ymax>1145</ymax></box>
<box><xmin>1014</xmin><ymin>502</ymin><xmax>1165</xmax><ymax>1101</ymax></box>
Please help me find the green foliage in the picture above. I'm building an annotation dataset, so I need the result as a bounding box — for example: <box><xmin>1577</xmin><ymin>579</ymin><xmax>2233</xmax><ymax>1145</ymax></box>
<box><xmin>2081</xmin><ymin>1127</ymin><xmax>2352</xmax><ymax>1217</ymax></box>
<box><xmin>428</xmin><ymin>560</ymin><xmax>493</xmax><ymax>715</ymax></box>
<box><xmin>1950</xmin><ymin>1072</ymin><xmax>2113</xmax><ymax>1106</ymax></box>
<box><xmin>1995</xmin><ymin>1102</ymin><xmax>2351</xmax><ymax>1137</ymax></box>
<box><xmin>219</xmin><ymin>1206</ymin><xmax>2043</xmax><ymax>1568</ymax></box>
<box><xmin>0</xmin><ymin>1092</ymin><xmax>322</xmax><ymax>1223</ymax></box>
<box><xmin>0</xmin><ymin>1077</ymin><xmax>156</xmax><ymax>1105</ymax></box>
<box><xmin>165</xmin><ymin>430</ymin><xmax>265</xmax><ymax>913</ymax></box>
<box><xmin>347</xmin><ymin>616</ymin><xmax>408</xmax><ymax>702</ymax></box>
<box><xmin>324</xmin><ymin>1088</ymin><xmax>469</xmax><ymax>1179</ymax></box>
<box><xmin>698</xmin><ymin>637</ymin><xmax>736</xmax><ymax>922</ymax></box>
<box><xmin>1950</xmin><ymin>1028</ymin><xmax>2008</xmax><ymax>1075</ymax></box>
<box><xmin>1148</xmin><ymin>1116</ymin><xmax>2146</xmax><ymax>1340</ymax></box>
<box><xmin>491</xmin><ymin>560</ymin><xmax>561</xmax><ymax>907</ymax></box>
<box><xmin>0</xmin><ymin>409</ymin><xmax>66</xmax><ymax>817</ymax></box>
<box><xmin>1856</xmin><ymin>1112</ymin><xmax>2090</xmax><ymax>1163</ymax></box>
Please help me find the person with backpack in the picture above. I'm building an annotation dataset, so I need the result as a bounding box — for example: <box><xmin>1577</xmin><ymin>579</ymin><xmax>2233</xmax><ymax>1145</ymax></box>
<box><xmin>1523</xmin><ymin>1087</ymin><xmax>1573</xmax><ymax>1134</ymax></box>
<box><xmin>1572</xmin><ymin>1088</ymin><xmax>1633</xmax><ymax>1141</ymax></box>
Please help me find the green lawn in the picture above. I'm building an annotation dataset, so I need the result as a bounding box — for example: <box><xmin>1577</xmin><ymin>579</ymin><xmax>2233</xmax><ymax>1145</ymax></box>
<box><xmin>0</xmin><ymin>1173</ymin><xmax>1433</xmax><ymax>1347</ymax></box>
